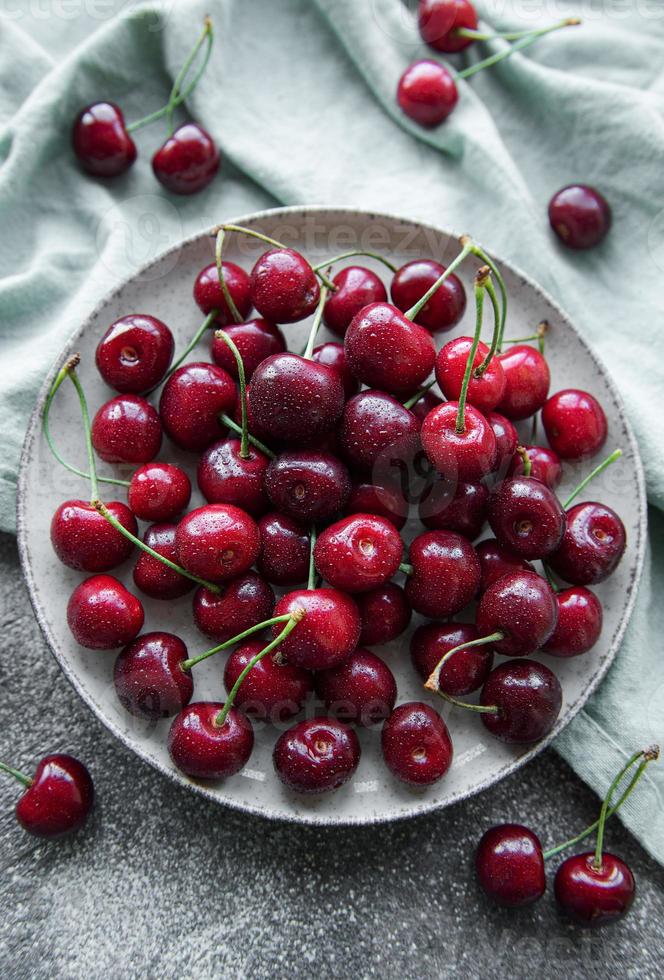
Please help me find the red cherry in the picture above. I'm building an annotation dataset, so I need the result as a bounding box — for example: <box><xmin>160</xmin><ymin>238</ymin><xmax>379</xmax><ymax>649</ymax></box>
<box><xmin>175</xmin><ymin>504</ymin><xmax>260</xmax><ymax>583</ymax></box>
<box><xmin>345</xmin><ymin>480</ymin><xmax>407</xmax><ymax>530</ymax></box>
<box><xmin>312</xmin><ymin>342</ymin><xmax>359</xmax><ymax>399</ymax></box>
<box><xmin>345</xmin><ymin>302</ymin><xmax>435</xmax><ymax>396</ymax></box>
<box><xmin>14</xmin><ymin>755</ymin><xmax>94</xmax><ymax>838</ymax></box>
<box><xmin>67</xmin><ymin>574</ymin><xmax>144</xmax><ymax>650</ymax></box>
<box><xmin>249</xmin><ymin>353</ymin><xmax>344</xmax><ymax>443</ymax></box>
<box><xmin>272</xmin><ymin>589</ymin><xmax>361</xmax><ymax>670</ymax></box>
<box><xmin>421</xmin><ymin>401</ymin><xmax>497</xmax><ymax>482</ymax></box>
<box><xmin>256</xmin><ymin>512</ymin><xmax>310</xmax><ymax>586</ymax></box>
<box><xmin>323</xmin><ymin>266</ymin><xmax>387</xmax><ymax>336</ymax></box>
<box><xmin>405</xmin><ymin>530</ymin><xmax>481</xmax><ymax>618</ymax></box>
<box><xmin>315</xmin><ymin>648</ymin><xmax>397</xmax><ymax>726</ymax></box>
<box><xmin>340</xmin><ymin>390</ymin><xmax>421</xmax><ymax>473</ymax></box>
<box><xmin>475</xmin><ymin>538</ymin><xmax>535</xmax><ymax>593</ymax></box>
<box><xmin>488</xmin><ymin>476</ymin><xmax>566</xmax><ymax>560</ymax></box>
<box><xmin>356</xmin><ymin>583</ymin><xmax>412</xmax><ymax>646</ymax></box>
<box><xmin>418</xmin><ymin>0</ymin><xmax>478</xmax><ymax>53</ymax></box>
<box><xmin>542</xmin><ymin>389</ymin><xmax>608</xmax><ymax>460</ymax></box>
<box><xmin>211</xmin><ymin>319</ymin><xmax>285</xmax><ymax>379</ymax></box>
<box><xmin>548</xmin><ymin>501</ymin><xmax>626</xmax><ymax>585</ymax></box>
<box><xmin>435</xmin><ymin>338</ymin><xmax>506</xmax><ymax>413</ymax></box>
<box><xmin>391</xmin><ymin>259</ymin><xmax>466</xmax><ymax>333</ymax></box>
<box><xmin>91</xmin><ymin>394</ymin><xmax>162</xmax><ymax>464</ymax></box>
<box><xmin>95</xmin><ymin>314</ymin><xmax>174</xmax><ymax>393</ymax></box>
<box><xmin>192</xmin><ymin>572</ymin><xmax>275</xmax><ymax>644</ymax></box>
<box><xmin>193</xmin><ymin>262</ymin><xmax>252</xmax><ymax>326</ymax></box>
<box><xmin>264</xmin><ymin>451</ymin><xmax>350</xmax><ymax>523</ymax></box>
<box><xmin>397</xmin><ymin>60</ymin><xmax>459</xmax><ymax>127</ymax></box>
<box><xmin>476</xmin><ymin>570</ymin><xmax>558</xmax><ymax>657</ymax></box>
<box><xmin>475</xmin><ymin>824</ymin><xmax>546</xmax><ymax>907</ymax></box>
<box><xmin>223</xmin><ymin>639</ymin><xmax>313</xmax><ymax>722</ymax></box>
<box><xmin>114</xmin><ymin>632</ymin><xmax>193</xmax><ymax>719</ymax></box>
<box><xmin>554</xmin><ymin>852</ymin><xmax>634</xmax><ymax>926</ymax></box>
<box><xmin>72</xmin><ymin>102</ymin><xmax>136</xmax><ymax>177</ymax></box>
<box><xmin>409</xmin><ymin>389</ymin><xmax>443</xmax><ymax>423</ymax></box>
<box><xmin>159</xmin><ymin>362</ymin><xmax>236</xmax><ymax>452</ymax></box>
<box><xmin>507</xmin><ymin>444</ymin><xmax>562</xmax><ymax>488</ymax></box>
<box><xmin>411</xmin><ymin>622</ymin><xmax>493</xmax><ymax>696</ymax></box>
<box><xmin>480</xmin><ymin>659</ymin><xmax>562</xmax><ymax>742</ymax></box>
<box><xmin>133</xmin><ymin>523</ymin><xmax>194</xmax><ymax>600</ymax></box>
<box><xmin>496</xmin><ymin>345</ymin><xmax>550</xmax><ymax>421</ymax></box>
<box><xmin>273</xmin><ymin>718</ymin><xmax>360</xmax><ymax>794</ymax></box>
<box><xmin>486</xmin><ymin>410</ymin><xmax>518</xmax><ymax>477</ymax></box>
<box><xmin>197</xmin><ymin>438</ymin><xmax>270</xmax><ymax>515</ymax></box>
<box><xmin>51</xmin><ymin>499</ymin><xmax>136</xmax><ymax>572</ymax></box>
<box><xmin>314</xmin><ymin>514</ymin><xmax>403</xmax><ymax>593</ymax></box>
<box><xmin>548</xmin><ymin>185</ymin><xmax>612</xmax><ymax>250</ymax></box>
<box><xmin>419</xmin><ymin>476</ymin><xmax>489</xmax><ymax>539</ymax></box>
<box><xmin>250</xmin><ymin>248</ymin><xmax>320</xmax><ymax>323</ymax></box>
<box><xmin>382</xmin><ymin>702</ymin><xmax>453</xmax><ymax>785</ymax></box>
<box><xmin>152</xmin><ymin>123</ymin><xmax>219</xmax><ymax>195</ymax></box>
<box><xmin>542</xmin><ymin>586</ymin><xmax>603</xmax><ymax>657</ymax></box>
<box><xmin>128</xmin><ymin>462</ymin><xmax>191</xmax><ymax>522</ymax></box>
<box><xmin>168</xmin><ymin>702</ymin><xmax>254</xmax><ymax>779</ymax></box>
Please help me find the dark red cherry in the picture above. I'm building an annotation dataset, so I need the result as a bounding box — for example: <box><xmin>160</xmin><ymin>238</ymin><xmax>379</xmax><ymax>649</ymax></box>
<box><xmin>507</xmin><ymin>444</ymin><xmax>562</xmax><ymax>488</ymax></box>
<box><xmin>176</xmin><ymin>504</ymin><xmax>260</xmax><ymax>583</ymax></box>
<box><xmin>273</xmin><ymin>718</ymin><xmax>360</xmax><ymax>794</ymax></box>
<box><xmin>192</xmin><ymin>572</ymin><xmax>275</xmax><ymax>644</ymax></box>
<box><xmin>405</xmin><ymin>530</ymin><xmax>481</xmax><ymax>618</ymax></box>
<box><xmin>152</xmin><ymin>123</ymin><xmax>219</xmax><ymax>195</ymax></box>
<box><xmin>340</xmin><ymin>390</ymin><xmax>420</xmax><ymax>473</ymax></box>
<box><xmin>72</xmin><ymin>102</ymin><xmax>136</xmax><ymax>177</ymax></box>
<box><xmin>554</xmin><ymin>852</ymin><xmax>634</xmax><ymax>926</ymax></box>
<box><xmin>496</xmin><ymin>345</ymin><xmax>550</xmax><ymax>421</ymax></box>
<box><xmin>542</xmin><ymin>389</ymin><xmax>608</xmax><ymax>459</ymax></box>
<box><xmin>411</xmin><ymin>622</ymin><xmax>493</xmax><ymax>696</ymax></box>
<box><xmin>223</xmin><ymin>639</ymin><xmax>313</xmax><ymax>722</ymax></box>
<box><xmin>477</xmin><ymin>570</ymin><xmax>558</xmax><ymax>656</ymax></box>
<box><xmin>391</xmin><ymin>258</ymin><xmax>466</xmax><ymax>333</ymax></box>
<box><xmin>95</xmin><ymin>314</ymin><xmax>174</xmax><ymax>393</ymax></box>
<box><xmin>345</xmin><ymin>480</ymin><xmax>407</xmax><ymax>530</ymax></box>
<box><xmin>91</xmin><ymin>394</ymin><xmax>162</xmax><ymax>464</ymax></box>
<box><xmin>421</xmin><ymin>401</ymin><xmax>496</xmax><ymax>482</ymax></box>
<box><xmin>264</xmin><ymin>450</ymin><xmax>350</xmax><ymax>523</ymax></box>
<box><xmin>67</xmin><ymin>574</ymin><xmax>144</xmax><ymax>649</ymax></box>
<box><xmin>128</xmin><ymin>462</ymin><xmax>191</xmax><ymax>522</ymax></box>
<box><xmin>315</xmin><ymin>648</ymin><xmax>397</xmax><ymax>726</ymax></box>
<box><xmin>249</xmin><ymin>353</ymin><xmax>344</xmax><ymax>443</ymax></box>
<box><xmin>382</xmin><ymin>702</ymin><xmax>453</xmax><ymax>785</ymax></box>
<box><xmin>197</xmin><ymin>438</ymin><xmax>269</xmax><ymax>516</ymax></box>
<box><xmin>312</xmin><ymin>342</ymin><xmax>359</xmax><ymax>399</ymax></box>
<box><xmin>549</xmin><ymin>502</ymin><xmax>626</xmax><ymax>585</ymax></box>
<box><xmin>314</xmin><ymin>514</ymin><xmax>403</xmax><ymax>593</ymax></box>
<box><xmin>480</xmin><ymin>659</ymin><xmax>562</xmax><ymax>743</ymax></box>
<box><xmin>133</xmin><ymin>523</ymin><xmax>194</xmax><ymax>600</ymax></box>
<box><xmin>211</xmin><ymin>319</ymin><xmax>285</xmax><ymax>379</ymax></box>
<box><xmin>488</xmin><ymin>476</ymin><xmax>566</xmax><ymax>559</ymax></box>
<box><xmin>168</xmin><ymin>702</ymin><xmax>253</xmax><ymax>779</ymax></box>
<box><xmin>475</xmin><ymin>824</ymin><xmax>546</xmax><ymax>907</ymax></box>
<box><xmin>486</xmin><ymin>411</ymin><xmax>518</xmax><ymax>477</ymax></box>
<box><xmin>345</xmin><ymin>302</ymin><xmax>435</xmax><ymax>396</ymax></box>
<box><xmin>418</xmin><ymin>0</ymin><xmax>478</xmax><ymax>53</ymax></box>
<box><xmin>250</xmin><ymin>248</ymin><xmax>320</xmax><ymax>324</ymax></box>
<box><xmin>114</xmin><ymin>631</ymin><xmax>192</xmax><ymax>719</ymax></box>
<box><xmin>436</xmin><ymin>339</ymin><xmax>506</xmax><ymax>413</ymax></box>
<box><xmin>356</xmin><ymin>583</ymin><xmax>412</xmax><ymax>646</ymax></box>
<box><xmin>549</xmin><ymin>185</ymin><xmax>612</xmax><ymax>250</ymax></box>
<box><xmin>51</xmin><ymin>499</ymin><xmax>136</xmax><ymax>572</ymax></box>
<box><xmin>272</xmin><ymin>589</ymin><xmax>361</xmax><ymax>670</ymax></box>
<box><xmin>159</xmin><ymin>362</ymin><xmax>236</xmax><ymax>451</ymax></box>
<box><xmin>419</xmin><ymin>476</ymin><xmax>489</xmax><ymax>539</ymax></box>
<box><xmin>193</xmin><ymin>261</ymin><xmax>252</xmax><ymax>326</ymax></box>
<box><xmin>476</xmin><ymin>538</ymin><xmax>535</xmax><ymax>593</ymax></box>
<box><xmin>323</xmin><ymin>266</ymin><xmax>387</xmax><ymax>336</ymax></box>
<box><xmin>14</xmin><ymin>755</ymin><xmax>94</xmax><ymax>838</ymax></box>
<box><xmin>542</xmin><ymin>586</ymin><xmax>603</xmax><ymax>657</ymax></box>
<box><xmin>410</xmin><ymin>389</ymin><xmax>443</xmax><ymax>423</ymax></box>
<box><xmin>256</xmin><ymin>512</ymin><xmax>309</xmax><ymax>585</ymax></box>
<box><xmin>397</xmin><ymin>60</ymin><xmax>459</xmax><ymax>127</ymax></box>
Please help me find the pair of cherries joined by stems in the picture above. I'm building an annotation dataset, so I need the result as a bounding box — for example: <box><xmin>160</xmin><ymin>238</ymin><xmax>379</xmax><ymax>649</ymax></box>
<box><xmin>72</xmin><ymin>18</ymin><xmax>218</xmax><ymax>194</ymax></box>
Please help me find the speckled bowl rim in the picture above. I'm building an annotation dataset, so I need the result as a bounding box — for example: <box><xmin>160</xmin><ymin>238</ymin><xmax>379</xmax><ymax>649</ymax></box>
<box><xmin>16</xmin><ymin>205</ymin><xmax>648</xmax><ymax>827</ymax></box>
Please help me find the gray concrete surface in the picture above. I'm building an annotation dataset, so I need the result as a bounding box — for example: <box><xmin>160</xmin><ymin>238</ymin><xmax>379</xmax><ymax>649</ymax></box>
<box><xmin>0</xmin><ymin>532</ymin><xmax>662</xmax><ymax>979</ymax></box>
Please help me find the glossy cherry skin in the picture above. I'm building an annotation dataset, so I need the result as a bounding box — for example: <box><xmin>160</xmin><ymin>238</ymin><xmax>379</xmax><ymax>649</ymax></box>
<box><xmin>197</xmin><ymin>439</ymin><xmax>269</xmax><ymax>516</ymax></box>
<box><xmin>250</xmin><ymin>248</ymin><xmax>320</xmax><ymax>324</ymax></box>
<box><xmin>554</xmin><ymin>852</ymin><xmax>634</xmax><ymax>926</ymax></box>
<box><xmin>345</xmin><ymin>302</ymin><xmax>435</xmax><ymax>397</ymax></box>
<box><xmin>419</xmin><ymin>476</ymin><xmax>489</xmax><ymax>539</ymax></box>
<box><xmin>436</xmin><ymin>338</ymin><xmax>506</xmax><ymax>413</ymax></box>
<box><xmin>175</xmin><ymin>504</ymin><xmax>260</xmax><ymax>584</ymax></box>
<box><xmin>133</xmin><ymin>523</ymin><xmax>194</xmax><ymax>600</ymax></box>
<box><xmin>496</xmin><ymin>346</ymin><xmax>550</xmax><ymax>421</ymax></box>
<box><xmin>159</xmin><ymin>362</ymin><xmax>236</xmax><ymax>451</ymax></box>
<box><xmin>542</xmin><ymin>586</ymin><xmax>603</xmax><ymax>657</ymax></box>
<box><xmin>480</xmin><ymin>659</ymin><xmax>562</xmax><ymax>743</ymax></box>
<box><xmin>397</xmin><ymin>60</ymin><xmax>459</xmax><ymax>127</ymax></box>
<box><xmin>549</xmin><ymin>502</ymin><xmax>626</xmax><ymax>585</ymax></box>
<box><xmin>486</xmin><ymin>411</ymin><xmax>518</xmax><ymax>478</ymax></box>
<box><xmin>128</xmin><ymin>462</ymin><xmax>191</xmax><ymax>522</ymax></box>
<box><xmin>548</xmin><ymin>185</ymin><xmax>612</xmax><ymax>250</ymax></box>
<box><xmin>411</xmin><ymin>622</ymin><xmax>493</xmax><ymax>696</ymax></box>
<box><xmin>476</xmin><ymin>538</ymin><xmax>535</xmax><ymax>593</ymax></box>
<box><xmin>168</xmin><ymin>702</ymin><xmax>253</xmax><ymax>779</ymax></box>
<box><xmin>391</xmin><ymin>259</ymin><xmax>466</xmax><ymax>333</ymax></box>
<box><xmin>345</xmin><ymin>480</ymin><xmax>407</xmax><ymax>530</ymax></box>
<box><xmin>382</xmin><ymin>702</ymin><xmax>453</xmax><ymax>786</ymax></box>
<box><xmin>312</xmin><ymin>342</ymin><xmax>359</xmax><ymax>399</ymax></box>
<box><xmin>315</xmin><ymin>648</ymin><xmax>397</xmax><ymax>726</ymax></box>
<box><xmin>410</xmin><ymin>389</ymin><xmax>443</xmax><ymax>424</ymax></box>
<box><xmin>51</xmin><ymin>500</ymin><xmax>137</xmax><ymax>572</ymax></box>
<box><xmin>323</xmin><ymin>266</ymin><xmax>387</xmax><ymax>336</ymax></box>
<box><xmin>356</xmin><ymin>583</ymin><xmax>412</xmax><ymax>646</ymax></box>
<box><xmin>507</xmin><ymin>444</ymin><xmax>562</xmax><ymax>489</ymax></box>
<box><xmin>91</xmin><ymin>394</ymin><xmax>162</xmax><ymax>464</ymax></box>
<box><xmin>114</xmin><ymin>632</ymin><xmax>192</xmax><ymax>719</ymax></box>
<box><xmin>405</xmin><ymin>530</ymin><xmax>481</xmax><ymax>618</ymax></box>
<box><xmin>211</xmin><ymin>319</ymin><xmax>285</xmax><ymax>379</ymax></box>
<box><xmin>475</xmin><ymin>824</ymin><xmax>546</xmax><ymax>907</ymax></box>
<box><xmin>542</xmin><ymin>389</ymin><xmax>608</xmax><ymax>459</ymax></box>
<box><xmin>193</xmin><ymin>261</ymin><xmax>252</xmax><ymax>326</ymax></box>
<box><xmin>421</xmin><ymin>401</ymin><xmax>496</xmax><ymax>482</ymax></box>
<box><xmin>273</xmin><ymin>718</ymin><xmax>360</xmax><ymax>794</ymax></box>
<box><xmin>340</xmin><ymin>390</ymin><xmax>421</xmax><ymax>473</ymax></box>
<box><xmin>192</xmin><ymin>572</ymin><xmax>275</xmax><ymax>644</ymax></box>
<box><xmin>256</xmin><ymin>512</ymin><xmax>310</xmax><ymax>585</ymax></box>
<box><xmin>96</xmin><ymin>314</ymin><xmax>174</xmax><ymax>393</ymax></box>
<box><xmin>15</xmin><ymin>755</ymin><xmax>94</xmax><ymax>838</ymax></box>
<box><xmin>223</xmin><ymin>639</ymin><xmax>313</xmax><ymax>722</ymax></box>
<box><xmin>67</xmin><ymin>574</ymin><xmax>144</xmax><ymax>650</ymax></box>
<box><xmin>72</xmin><ymin>102</ymin><xmax>136</xmax><ymax>177</ymax></box>
<box><xmin>249</xmin><ymin>353</ymin><xmax>344</xmax><ymax>443</ymax></box>
<box><xmin>272</xmin><ymin>589</ymin><xmax>361</xmax><ymax>670</ymax></box>
<box><xmin>152</xmin><ymin>123</ymin><xmax>219</xmax><ymax>195</ymax></box>
<box><xmin>418</xmin><ymin>0</ymin><xmax>478</xmax><ymax>53</ymax></box>
<box><xmin>264</xmin><ymin>451</ymin><xmax>350</xmax><ymax>523</ymax></box>
<box><xmin>477</xmin><ymin>570</ymin><xmax>558</xmax><ymax>657</ymax></box>
<box><xmin>314</xmin><ymin>514</ymin><xmax>403</xmax><ymax>593</ymax></box>
<box><xmin>488</xmin><ymin>477</ymin><xmax>566</xmax><ymax>559</ymax></box>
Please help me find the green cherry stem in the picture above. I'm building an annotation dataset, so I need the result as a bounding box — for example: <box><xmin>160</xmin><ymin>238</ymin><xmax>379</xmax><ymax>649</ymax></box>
<box><xmin>156</xmin><ymin>310</ymin><xmax>218</xmax><ymax>391</ymax></box>
<box><xmin>0</xmin><ymin>761</ymin><xmax>32</xmax><ymax>788</ymax></box>
<box><xmin>424</xmin><ymin>631</ymin><xmax>504</xmax><ymax>694</ymax></box>
<box><xmin>455</xmin><ymin>18</ymin><xmax>581</xmax><ymax>81</ymax></box>
<box><xmin>461</xmin><ymin>236</ymin><xmax>508</xmax><ymax>352</ymax></box>
<box><xmin>563</xmin><ymin>449</ymin><xmax>623</xmax><ymax>510</ymax></box>
<box><xmin>302</xmin><ymin>282</ymin><xmax>330</xmax><ymax>360</ymax></box>
<box><xmin>219</xmin><ymin>414</ymin><xmax>276</xmax><ymax>459</ymax></box>
<box><xmin>214</xmin><ymin>329</ymin><xmax>250</xmax><ymax>458</ymax></box>
<box><xmin>503</xmin><ymin>322</ymin><xmax>549</xmax><ymax>347</ymax></box>
<box><xmin>456</xmin><ymin>266</ymin><xmax>490</xmax><ymax>434</ymax></box>
<box><xmin>311</xmin><ymin>249</ymin><xmax>397</xmax><ymax>273</ymax></box>
<box><xmin>215</xmin><ymin>225</ymin><xmax>336</xmax><ymax>291</ymax></box>
<box><xmin>593</xmin><ymin>746</ymin><xmax>658</xmax><ymax>871</ymax></box>
<box><xmin>399</xmin><ymin>561</ymin><xmax>414</xmax><ymax>576</ymax></box>
<box><xmin>516</xmin><ymin>445</ymin><xmax>532</xmax><ymax>478</ymax></box>
<box><xmin>456</xmin><ymin>17</ymin><xmax>580</xmax><ymax>43</ymax></box>
<box><xmin>180</xmin><ymin>613</ymin><xmax>296</xmax><ymax>671</ymax></box>
<box><xmin>473</xmin><ymin>276</ymin><xmax>501</xmax><ymax>377</ymax></box>
<box><xmin>543</xmin><ymin>563</ymin><xmax>560</xmax><ymax>593</ymax></box>
<box><xmin>215</xmin><ymin>227</ymin><xmax>243</xmax><ymax>324</ymax></box>
<box><xmin>307</xmin><ymin>526</ymin><xmax>317</xmax><ymax>591</ymax></box>
<box><xmin>404</xmin><ymin>238</ymin><xmax>474</xmax><ymax>321</ymax></box>
<box><xmin>403</xmin><ymin>379</ymin><xmax>436</xmax><ymax>410</ymax></box>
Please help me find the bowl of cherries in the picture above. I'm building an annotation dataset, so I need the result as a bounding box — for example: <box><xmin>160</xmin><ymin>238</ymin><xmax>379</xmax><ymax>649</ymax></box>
<box><xmin>16</xmin><ymin>206</ymin><xmax>646</xmax><ymax>826</ymax></box>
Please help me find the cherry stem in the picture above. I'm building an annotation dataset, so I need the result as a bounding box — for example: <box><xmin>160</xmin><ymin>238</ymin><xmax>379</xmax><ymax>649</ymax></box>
<box><xmin>473</xmin><ymin>276</ymin><xmax>500</xmax><ymax>377</ymax></box>
<box><xmin>92</xmin><ymin>499</ymin><xmax>221</xmax><ymax>594</ymax></box>
<box><xmin>311</xmin><ymin>249</ymin><xmax>397</xmax><ymax>273</ymax></box>
<box><xmin>516</xmin><ymin>445</ymin><xmax>532</xmax><ymax>478</ymax></box>
<box><xmin>399</xmin><ymin>561</ymin><xmax>414</xmax><ymax>576</ymax></box>
<box><xmin>215</xmin><ymin>225</ymin><xmax>336</xmax><ymax>291</ymax></box>
<box><xmin>214</xmin><ymin>330</ymin><xmax>250</xmax><ymax>458</ymax></box>
<box><xmin>307</xmin><ymin>526</ymin><xmax>317</xmax><ymax>590</ymax></box>
<box><xmin>456</xmin><ymin>18</ymin><xmax>580</xmax><ymax>43</ymax></box>
<box><xmin>404</xmin><ymin>239</ymin><xmax>473</xmax><ymax>321</ymax></box>
<box><xmin>0</xmin><ymin>761</ymin><xmax>32</xmax><ymax>788</ymax></box>
<box><xmin>213</xmin><ymin>612</ymin><xmax>304</xmax><ymax>728</ymax></box>
<box><xmin>593</xmin><ymin>746</ymin><xmax>659</xmax><ymax>870</ymax></box>
<box><xmin>461</xmin><ymin>236</ymin><xmax>508</xmax><ymax>352</ymax></box>
<box><xmin>56</xmin><ymin>356</ymin><xmax>99</xmax><ymax>503</ymax></box>
<box><xmin>403</xmin><ymin>379</ymin><xmax>436</xmax><ymax>410</ymax></box>
<box><xmin>156</xmin><ymin>310</ymin><xmax>218</xmax><ymax>391</ymax></box>
<box><xmin>543</xmin><ymin>563</ymin><xmax>559</xmax><ymax>593</ymax></box>
<box><xmin>456</xmin><ymin>19</ymin><xmax>581</xmax><ymax>81</ymax></box>
<box><xmin>302</xmin><ymin>282</ymin><xmax>330</xmax><ymax>360</ymax></box>
<box><xmin>456</xmin><ymin>266</ymin><xmax>490</xmax><ymax>434</ymax></box>
<box><xmin>215</xmin><ymin>228</ymin><xmax>243</xmax><ymax>324</ymax></box>
<box><xmin>563</xmin><ymin>449</ymin><xmax>622</xmax><ymax>509</ymax></box>
<box><xmin>219</xmin><ymin>413</ymin><xmax>276</xmax><ymax>459</ymax></box>
<box><xmin>180</xmin><ymin>612</ymin><xmax>296</xmax><ymax>671</ymax></box>
<box><xmin>424</xmin><ymin>631</ymin><xmax>504</xmax><ymax>694</ymax></box>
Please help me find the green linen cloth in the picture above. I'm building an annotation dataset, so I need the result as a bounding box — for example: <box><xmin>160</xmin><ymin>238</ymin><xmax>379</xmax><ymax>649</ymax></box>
<box><xmin>1</xmin><ymin>0</ymin><xmax>662</xmax><ymax>860</ymax></box>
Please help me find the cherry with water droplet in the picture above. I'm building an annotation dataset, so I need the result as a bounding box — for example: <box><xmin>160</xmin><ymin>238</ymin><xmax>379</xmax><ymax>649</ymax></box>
<box><xmin>264</xmin><ymin>450</ymin><xmax>350</xmax><ymax>523</ymax></box>
<box><xmin>475</xmin><ymin>824</ymin><xmax>546</xmax><ymax>907</ymax></box>
<box><xmin>114</xmin><ymin>631</ymin><xmax>193</xmax><ymax>719</ymax></box>
<box><xmin>192</xmin><ymin>572</ymin><xmax>275</xmax><ymax>644</ymax></box>
<box><xmin>211</xmin><ymin>319</ymin><xmax>285</xmax><ymax>379</ymax></box>
<box><xmin>405</xmin><ymin>529</ymin><xmax>481</xmax><ymax>618</ymax></box>
<box><xmin>488</xmin><ymin>476</ymin><xmax>566</xmax><ymax>559</ymax></box>
<box><xmin>96</xmin><ymin>314</ymin><xmax>174</xmax><ymax>393</ymax></box>
<box><xmin>356</xmin><ymin>583</ymin><xmax>412</xmax><ymax>646</ymax></box>
<box><xmin>273</xmin><ymin>718</ymin><xmax>360</xmax><ymax>794</ymax></box>
<box><xmin>72</xmin><ymin>102</ymin><xmax>136</xmax><ymax>177</ymax></box>
<box><xmin>345</xmin><ymin>302</ymin><xmax>436</xmax><ymax>397</ymax></box>
<box><xmin>382</xmin><ymin>702</ymin><xmax>453</xmax><ymax>785</ymax></box>
<box><xmin>323</xmin><ymin>266</ymin><xmax>387</xmax><ymax>336</ymax></box>
<box><xmin>480</xmin><ymin>658</ymin><xmax>562</xmax><ymax>743</ymax></box>
<box><xmin>391</xmin><ymin>259</ymin><xmax>466</xmax><ymax>333</ymax></box>
<box><xmin>224</xmin><ymin>639</ymin><xmax>313</xmax><ymax>723</ymax></box>
<box><xmin>91</xmin><ymin>394</ymin><xmax>162</xmax><ymax>465</ymax></box>
<box><xmin>272</xmin><ymin>588</ymin><xmax>360</xmax><ymax>670</ymax></box>
<box><xmin>152</xmin><ymin>122</ymin><xmax>220</xmax><ymax>195</ymax></box>
<box><xmin>250</xmin><ymin>248</ymin><xmax>320</xmax><ymax>324</ymax></box>
<box><xmin>542</xmin><ymin>389</ymin><xmax>608</xmax><ymax>460</ymax></box>
<box><xmin>67</xmin><ymin>574</ymin><xmax>144</xmax><ymax>649</ymax></box>
<box><xmin>159</xmin><ymin>362</ymin><xmax>236</xmax><ymax>452</ymax></box>
<box><xmin>168</xmin><ymin>702</ymin><xmax>254</xmax><ymax>779</ymax></box>
<box><xmin>315</xmin><ymin>647</ymin><xmax>397</xmax><ymax>726</ymax></box>
<box><xmin>128</xmin><ymin>462</ymin><xmax>191</xmax><ymax>522</ymax></box>
<box><xmin>411</xmin><ymin>622</ymin><xmax>493</xmax><ymax>696</ymax></box>
<box><xmin>193</xmin><ymin>261</ymin><xmax>252</xmax><ymax>326</ymax></box>
<box><xmin>175</xmin><ymin>504</ymin><xmax>261</xmax><ymax>583</ymax></box>
<box><xmin>549</xmin><ymin>501</ymin><xmax>626</xmax><ymax>585</ymax></box>
<box><xmin>51</xmin><ymin>499</ymin><xmax>137</xmax><ymax>572</ymax></box>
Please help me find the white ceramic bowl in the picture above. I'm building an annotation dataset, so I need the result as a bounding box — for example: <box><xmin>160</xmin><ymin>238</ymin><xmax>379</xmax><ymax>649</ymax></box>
<box><xmin>17</xmin><ymin>207</ymin><xmax>647</xmax><ymax>825</ymax></box>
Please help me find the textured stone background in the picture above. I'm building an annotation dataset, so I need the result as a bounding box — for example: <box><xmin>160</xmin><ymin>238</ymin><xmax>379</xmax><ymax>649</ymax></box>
<box><xmin>0</xmin><ymin>533</ymin><xmax>662</xmax><ymax>979</ymax></box>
